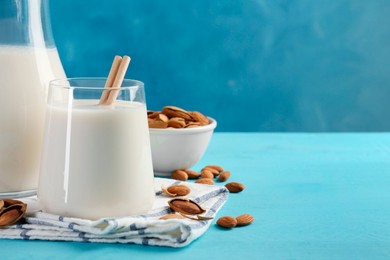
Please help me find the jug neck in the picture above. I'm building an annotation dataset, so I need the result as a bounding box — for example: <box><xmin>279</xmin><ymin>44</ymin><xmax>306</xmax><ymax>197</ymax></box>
<box><xmin>0</xmin><ymin>0</ymin><xmax>56</xmax><ymax>48</ymax></box>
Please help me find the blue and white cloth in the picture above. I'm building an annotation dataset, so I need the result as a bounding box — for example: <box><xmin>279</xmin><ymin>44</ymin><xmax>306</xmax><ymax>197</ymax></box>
<box><xmin>0</xmin><ymin>178</ymin><xmax>229</xmax><ymax>247</ymax></box>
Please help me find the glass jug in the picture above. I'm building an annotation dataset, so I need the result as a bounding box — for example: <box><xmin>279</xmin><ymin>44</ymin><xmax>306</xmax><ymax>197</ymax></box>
<box><xmin>0</xmin><ymin>0</ymin><xmax>66</xmax><ymax>198</ymax></box>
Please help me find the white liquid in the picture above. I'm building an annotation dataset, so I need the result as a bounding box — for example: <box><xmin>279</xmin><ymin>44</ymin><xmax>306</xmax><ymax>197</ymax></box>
<box><xmin>0</xmin><ymin>46</ymin><xmax>66</xmax><ymax>193</ymax></box>
<box><xmin>38</xmin><ymin>100</ymin><xmax>155</xmax><ymax>219</ymax></box>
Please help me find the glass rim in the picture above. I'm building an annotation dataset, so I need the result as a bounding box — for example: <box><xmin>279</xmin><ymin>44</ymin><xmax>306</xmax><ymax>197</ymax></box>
<box><xmin>49</xmin><ymin>77</ymin><xmax>144</xmax><ymax>90</ymax></box>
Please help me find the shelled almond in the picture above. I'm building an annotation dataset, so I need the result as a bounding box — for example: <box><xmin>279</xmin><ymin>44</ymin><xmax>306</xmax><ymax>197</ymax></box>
<box><xmin>216</xmin><ymin>216</ymin><xmax>237</xmax><ymax>228</ymax></box>
<box><xmin>171</xmin><ymin>170</ymin><xmax>188</xmax><ymax>181</ymax></box>
<box><xmin>204</xmin><ymin>165</ymin><xmax>224</xmax><ymax>173</ymax></box>
<box><xmin>148</xmin><ymin>106</ymin><xmax>210</xmax><ymax>129</ymax></box>
<box><xmin>200</xmin><ymin>170</ymin><xmax>214</xmax><ymax>179</ymax></box>
<box><xmin>162</xmin><ymin>184</ymin><xmax>190</xmax><ymax>197</ymax></box>
<box><xmin>217</xmin><ymin>171</ymin><xmax>231</xmax><ymax>182</ymax></box>
<box><xmin>225</xmin><ymin>182</ymin><xmax>245</xmax><ymax>193</ymax></box>
<box><xmin>201</xmin><ymin>167</ymin><xmax>220</xmax><ymax>177</ymax></box>
<box><xmin>236</xmin><ymin>214</ymin><xmax>255</xmax><ymax>226</ymax></box>
<box><xmin>184</xmin><ymin>170</ymin><xmax>201</xmax><ymax>179</ymax></box>
<box><xmin>168</xmin><ymin>198</ymin><xmax>205</xmax><ymax>215</ymax></box>
<box><xmin>217</xmin><ymin>214</ymin><xmax>254</xmax><ymax>228</ymax></box>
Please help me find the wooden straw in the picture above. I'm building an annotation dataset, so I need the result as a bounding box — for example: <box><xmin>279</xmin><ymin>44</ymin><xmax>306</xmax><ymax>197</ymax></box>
<box><xmin>105</xmin><ymin>55</ymin><xmax>131</xmax><ymax>105</ymax></box>
<box><xmin>99</xmin><ymin>55</ymin><xmax>123</xmax><ymax>105</ymax></box>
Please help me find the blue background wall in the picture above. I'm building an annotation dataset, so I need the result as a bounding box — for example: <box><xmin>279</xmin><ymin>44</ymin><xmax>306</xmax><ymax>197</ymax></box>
<box><xmin>50</xmin><ymin>0</ymin><xmax>390</xmax><ymax>132</ymax></box>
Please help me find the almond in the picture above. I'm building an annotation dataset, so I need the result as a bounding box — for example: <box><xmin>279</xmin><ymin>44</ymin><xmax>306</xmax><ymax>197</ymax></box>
<box><xmin>204</xmin><ymin>165</ymin><xmax>224</xmax><ymax>173</ymax></box>
<box><xmin>217</xmin><ymin>171</ymin><xmax>231</xmax><ymax>182</ymax></box>
<box><xmin>167</xmin><ymin>117</ymin><xmax>186</xmax><ymax>128</ymax></box>
<box><xmin>195</xmin><ymin>178</ymin><xmax>215</xmax><ymax>185</ymax></box>
<box><xmin>167</xmin><ymin>185</ymin><xmax>190</xmax><ymax>196</ymax></box>
<box><xmin>190</xmin><ymin>111</ymin><xmax>209</xmax><ymax>125</ymax></box>
<box><xmin>158</xmin><ymin>113</ymin><xmax>169</xmax><ymax>123</ymax></box>
<box><xmin>0</xmin><ymin>201</ymin><xmax>27</xmax><ymax>227</ymax></box>
<box><xmin>201</xmin><ymin>170</ymin><xmax>214</xmax><ymax>179</ymax></box>
<box><xmin>147</xmin><ymin>111</ymin><xmax>160</xmax><ymax>119</ymax></box>
<box><xmin>216</xmin><ymin>216</ymin><xmax>237</xmax><ymax>228</ymax></box>
<box><xmin>0</xmin><ymin>209</ymin><xmax>21</xmax><ymax>226</ymax></box>
<box><xmin>162</xmin><ymin>106</ymin><xmax>192</xmax><ymax>120</ymax></box>
<box><xmin>171</xmin><ymin>170</ymin><xmax>188</xmax><ymax>181</ymax></box>
<box><xmin>168</xmin><ymin>198</ymin><xmax>206</xmax><ymax>215</ymax></box>
<box><xmin>184</xmin><ymin>170</ymin><xmax>201</xmax><ymax>179</ymax></box>
<box><xmin>148</xmin><ymin>118</ymin><xmax>168</xmax><ymax>128</ymax></box>
<box><xmin>236</xmin><ymin>214</ymin><xmax>254</xmax><ymax>226</ymax></box>
<box><xmin>225</xmin><ymin>182</ymin><xmax>245</xmax><ymax>193</ymax></box>
<box><xmin>185</xmin><ymin>122</ymin><xmax>201</xmax><ymax>128</ymax></box>
<box><xmin>202</xmin><ymin>167</ymin><xmax>219</xmax><ymax>177</ymax></box>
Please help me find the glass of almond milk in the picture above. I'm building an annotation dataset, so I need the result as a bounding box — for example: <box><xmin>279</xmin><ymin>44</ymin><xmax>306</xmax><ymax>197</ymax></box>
<box><xmin>38</xmin><ymin>78</ymin><xmax>155</xmax><ymax>219</ymax></box>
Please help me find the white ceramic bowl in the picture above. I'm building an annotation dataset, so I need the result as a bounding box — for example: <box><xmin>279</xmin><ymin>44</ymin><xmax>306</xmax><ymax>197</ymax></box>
<box><xmin>149</xmin><ymin>118</ymin><xmax>217</xmax><ymax>177</ymax></box>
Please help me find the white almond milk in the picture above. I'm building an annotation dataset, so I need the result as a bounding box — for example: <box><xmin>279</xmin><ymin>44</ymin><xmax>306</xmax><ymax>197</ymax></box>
<box><xmin>0</xmin><ymin>46</ymin><xmax>66</xmax><ymax>193</ymax></box>
<box><xmin>38</xmin><ymin>100</ymin><xmax>155</xmax><ymax>219</ymax></box>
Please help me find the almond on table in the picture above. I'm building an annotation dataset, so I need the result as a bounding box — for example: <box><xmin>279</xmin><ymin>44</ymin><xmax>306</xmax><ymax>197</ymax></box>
<box><xmin>204</xmin><ymin>165</ymin><xmax>224</xmax><ymax>173</ymax></box>
<box><xmin>171</xmin><ymin>170</ymin><xmax>188</xmax><ymax>181</ymax></box>
<box><xmin>236</xmin><ymin>214</ymin><xmax>254</xmax><ymax>226</ymax></box>
<box><xmin>202</xmin><ymin>167</ymin><xmax>220</xmax><ymax>177</ymax></box>
<box><xmin>217</xmin><ymin>171</ymin><xmax>231</xmax><ymax>182</ymax></box>
<box><xmin>225</xmin><ymin>182</ymin><xmax>245</xmax><ymax>193</ymax></box>
<box><xmin>216</xmin><ymin>214</ymin><xmax>254</xmax><ymax>229</ymax></box>
<box><xmin>216</xmin><ymin>216</ymin><xmax>237</xmax><ymax>228</ymax></box>
<box><xmin>200</xmin><ymin>170</ymin><xmax>214</xmax><ymax>179</ymax></box>
<box><xmin>184</xmin><ymin>170</ymin><xmax>201</xmax><ymax>179</ymax></box>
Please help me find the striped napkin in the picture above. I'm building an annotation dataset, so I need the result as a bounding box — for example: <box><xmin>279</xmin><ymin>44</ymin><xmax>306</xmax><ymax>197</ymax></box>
<box><xmin>0</xmin><ymin>178</ymin><xmax>229</xmax><ymax>247</ymax></box>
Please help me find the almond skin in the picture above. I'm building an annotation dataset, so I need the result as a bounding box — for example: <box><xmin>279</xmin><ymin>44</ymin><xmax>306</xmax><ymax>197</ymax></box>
<box><xmin>195</xmin><ymin>178</ymin><xmax>215</xmax><ymax>185</ymax></box>
<box><xmin>225</xmin><ymin>182</ymin><xmax>245</xmax><ymax>193</ymax></box>
<box><xmin>171</xmin><ymin>170</ymin><xmax>188</xmax><ymax>181</ymax></box>
<box><xmin>217</xmin><ymin>171</ymin><xmax>231</xmax><ymax>182</ymax></box>
<box><xmin>216</xmin><ymin>216</ymin><xmax>237</xmax><ymax>228</ymax></box>
<box><xmin>184</xmin><ymin>170</ymin><xmax>201</xmax><ymax>179</ymax></box>
<box><xmin>236</xmin><ymin>214</ymin><xmax>254</xmax><ymax>226</ymax></box>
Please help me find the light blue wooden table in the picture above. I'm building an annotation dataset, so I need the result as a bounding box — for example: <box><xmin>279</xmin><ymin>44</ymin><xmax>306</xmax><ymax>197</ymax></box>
<box><xmin>2</xmin><ymin>133</ymin><xmax>390</xmax><ymax>259</ymax></box>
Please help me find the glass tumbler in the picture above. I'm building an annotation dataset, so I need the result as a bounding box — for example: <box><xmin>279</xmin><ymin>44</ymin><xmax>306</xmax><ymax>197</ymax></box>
<box><xmin>38</xmin><ymin>78</ymin><xmax>155</xmax><ymax>219</ymax></box>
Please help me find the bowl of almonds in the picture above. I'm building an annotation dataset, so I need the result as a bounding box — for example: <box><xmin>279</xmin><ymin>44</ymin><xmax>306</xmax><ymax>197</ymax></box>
<box><xmin>148</xmin><ymin>106</ymin><xmax>217</xmax><ymax>176</ymax></box>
